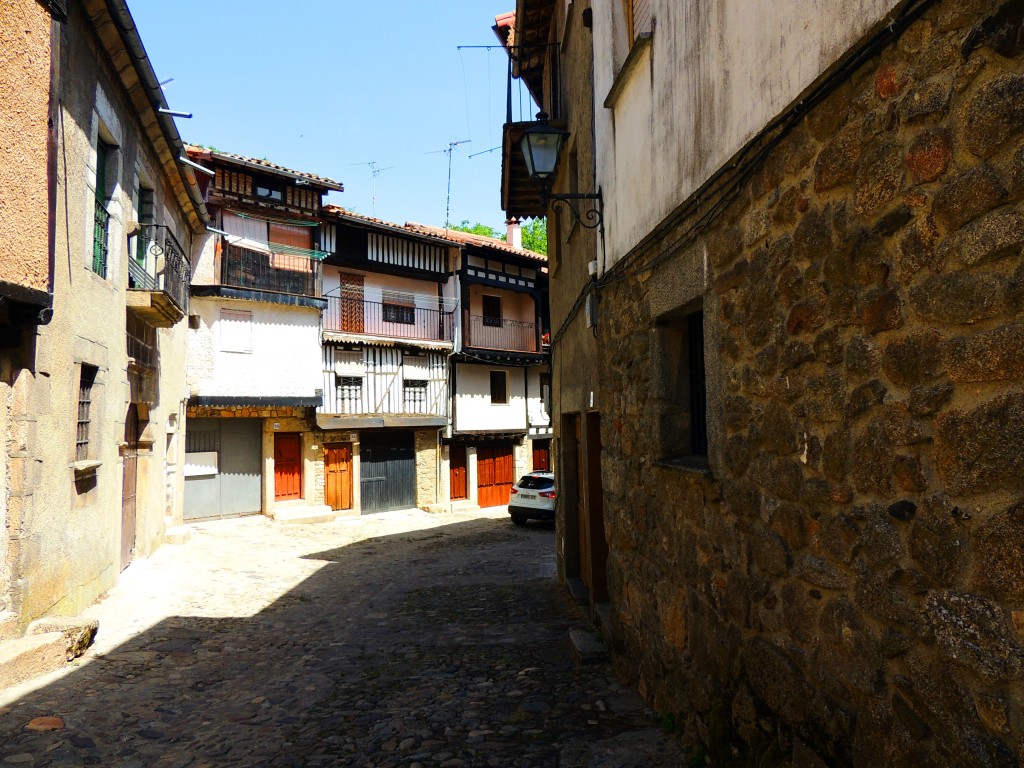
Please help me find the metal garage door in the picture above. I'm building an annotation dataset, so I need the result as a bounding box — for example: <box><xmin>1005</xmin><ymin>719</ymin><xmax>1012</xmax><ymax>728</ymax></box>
<box><xmin>184</xmin><ymin>418</ymin><xmax>262</xmax><ymax>520</ymax></box>
<box><xmin>360</xmin><ymin>430</ymin><xmax>415</xmax><ymax>513</ymax></box>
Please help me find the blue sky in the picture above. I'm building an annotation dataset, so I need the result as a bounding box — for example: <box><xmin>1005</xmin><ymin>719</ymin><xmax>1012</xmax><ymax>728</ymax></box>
<box><xmin>131</xmin><ymin>2</ymin><xmax>538</xmax><ymax>231</ymax></box>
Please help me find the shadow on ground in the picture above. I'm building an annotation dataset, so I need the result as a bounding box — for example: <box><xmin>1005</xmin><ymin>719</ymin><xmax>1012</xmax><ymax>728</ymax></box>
<box><xmin>0</xmin><ymin>515</ymin><xmax>685</xmax><ymax>767</ymax></box>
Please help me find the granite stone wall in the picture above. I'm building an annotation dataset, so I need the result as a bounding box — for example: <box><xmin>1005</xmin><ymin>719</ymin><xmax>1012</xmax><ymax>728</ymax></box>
<box><xmin>598</xmin><ymin>1</ymin><xmax>1024</xmax><ymax>764</ymax></box>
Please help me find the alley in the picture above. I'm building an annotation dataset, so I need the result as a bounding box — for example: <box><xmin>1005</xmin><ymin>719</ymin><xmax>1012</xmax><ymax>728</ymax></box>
<box><xmin>0</xmin><ymin>510</ymin><xmax>686</xmax><ymax>767</ymax></box>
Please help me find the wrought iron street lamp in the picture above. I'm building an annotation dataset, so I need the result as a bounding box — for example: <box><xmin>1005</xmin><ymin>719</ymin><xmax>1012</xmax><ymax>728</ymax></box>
<box><xmin>520</xmin><ymin>113</ymin><xmax>604</xmax><ymax>231</ymax></box>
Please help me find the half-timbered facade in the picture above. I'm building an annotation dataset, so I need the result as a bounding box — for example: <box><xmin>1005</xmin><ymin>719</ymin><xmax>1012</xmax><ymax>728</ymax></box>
<box><xmin>184</xmin><ymin>147</ymin><xmax>341</xmax><ymax>522</ymax></box>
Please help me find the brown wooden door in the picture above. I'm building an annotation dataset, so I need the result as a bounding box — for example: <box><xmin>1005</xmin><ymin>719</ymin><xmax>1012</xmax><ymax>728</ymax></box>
<box><xmin>325</xmin><ymin>442</ymin><xmax>353</xmax><ymax>511</ymax></box>
<box><xmin>575</xmin><ymin>417</ymin><xmax>589</xmax><ymax>589</ymax></box>
<box><xmin>274</xmin><ymin>433</ymin><xmax>302</xmax><ymax>501</ymax></box>
<box><xmin>532</xmin><ymin>439</ymin><xmax>551</xmax><ymax>471</ymax></box>
<box><xmin>586</xmin><ymin>412</ymin><xmax>609</xmax><ymax>601</ymax></box>
<box><xmin>450</xmin><ymin>444</ymin><xmax>468</xmax><ymax>500</ymax></box>
<box><xmin>477</xmin><ymin>445</ymin><xmax>514</xmax><ymax>507</ymax></box>
<box><xmin>338</xmin><ymin>273</ymin><xmax>365</xmax><ymax>333</ymax></box>
<box><xmin>121</xmin><ymin>405</ymin><xmax>139</xmax><ymax>571</ymax></box>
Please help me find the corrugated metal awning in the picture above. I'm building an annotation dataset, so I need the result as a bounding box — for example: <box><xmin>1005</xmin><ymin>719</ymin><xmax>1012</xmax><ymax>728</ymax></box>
<box><xmin>322</xmin><ymin>331</ymin><xmax>454</xmax><ymax>351</ymax></box>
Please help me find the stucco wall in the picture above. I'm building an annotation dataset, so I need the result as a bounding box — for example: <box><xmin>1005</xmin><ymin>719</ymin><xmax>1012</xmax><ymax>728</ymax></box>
<box><xmin>592</xmin><ymin>0</ymin><xmax>902</xmax><ymax>266</ymax></box>
<box><xmin>187</xmin><ymin>297</ymin><xmax>321</xmax><ymax>400</ymax></box>
<box><xmin>453</xmin><ymin>363</ymin><xmax>527</xmax><ymax>432</ymax></box>
<box><xmin>466</xmin><ymin>285</ymin><xmax>535</xmax><ymax>324</ymax></box>
<box><xmin>0</xmin><ymin>0</ymin><xmax>51</xmax><ymax>295</ymax></box>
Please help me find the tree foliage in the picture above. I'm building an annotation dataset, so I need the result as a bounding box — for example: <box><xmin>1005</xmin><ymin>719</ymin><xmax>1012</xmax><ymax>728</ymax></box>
<box><xmin>449</xmin><ymin>220</ymin><xmax>500</xmax><ymax>238</ymax></box>
<box><xmin>448</xmin><ymin>218</ymin><xmax>548</xmax><ymax>256</ymax></box>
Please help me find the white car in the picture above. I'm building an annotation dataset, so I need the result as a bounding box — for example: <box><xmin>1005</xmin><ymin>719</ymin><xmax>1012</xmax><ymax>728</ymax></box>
<box><xmin>508</xmin><ymin>471</ymin><xmax>556</xmax><ymax>526</ymax></box>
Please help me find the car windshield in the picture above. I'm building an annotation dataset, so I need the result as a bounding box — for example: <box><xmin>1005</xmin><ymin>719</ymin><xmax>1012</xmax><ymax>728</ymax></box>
<box><xmin>517</xmin><ymin>475</ymin><xmax>554</xmax><ymax>490</ymax></box>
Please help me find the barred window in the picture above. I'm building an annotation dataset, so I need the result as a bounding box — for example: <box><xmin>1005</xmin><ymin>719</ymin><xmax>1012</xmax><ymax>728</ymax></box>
<box><xmin>403</xmin><ymin>379</ymin><xmax>428</xmax><ymax>411</ymax></box>
<box><xmin>337</xmin><ymin>376</ymin><xmax>363</xmax><ymax>412</ymax></box>
<box><xmin>76</xmin><ymin>365</ymin><xmax>98</xmax><ymax>461</ymax></box>
<box><xmin>383</xmin><ymin>303</ymin><xmax>415</xmax><ymax>324</ymax></box>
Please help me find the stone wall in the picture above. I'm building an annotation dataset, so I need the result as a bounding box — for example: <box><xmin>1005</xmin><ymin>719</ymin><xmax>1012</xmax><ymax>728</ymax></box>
<box><xmin>597</xmin><ymin>0</ymin><xmax>1024</xmax><ymax>764</ymax></box>
<box><xmin>414</xmin><ymin>428</ymin><xmax>439</xmax><ymax>509</ymax></box>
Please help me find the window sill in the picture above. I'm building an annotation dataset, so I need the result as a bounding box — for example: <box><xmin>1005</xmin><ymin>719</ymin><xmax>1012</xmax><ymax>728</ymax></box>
<box><xmin>71</xmin><ymin>459</ymin><xmax>101</xmax><ymax>475</ymax></box>
<box><xmin>604</xmin><ymin>32</ymin><xmax>653</xmax><ymax>109</ymax></box>
<box><xmin>655</xmin><ymin>455</ymin><xmax>711</xmax><ymax>476</ymax></box>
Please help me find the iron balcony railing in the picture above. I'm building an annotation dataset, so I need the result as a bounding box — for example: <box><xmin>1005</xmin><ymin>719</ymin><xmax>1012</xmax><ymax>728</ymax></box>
<box><xmin>324</xmin><ymin>295</ymin><xmax>455</xmax><ymax>342</ymax></box>
<box><xmin>128</xmin><ymin>228</ymin><xmax>191</xmax><ymax>313</ymax></box>
<box><xmin>92</xmin><ymin>199</ymin><xmax>110</xmax><ymax>277</ymax></box>
<box><xmin>220</xmin><ymin>240</ymin><xmax>322</xmax><ymax>297</ymax></box>
<box><xmin>464</xmin><ymin>313</ymin><xmax>538</xmax><ymax>352</ymax></box>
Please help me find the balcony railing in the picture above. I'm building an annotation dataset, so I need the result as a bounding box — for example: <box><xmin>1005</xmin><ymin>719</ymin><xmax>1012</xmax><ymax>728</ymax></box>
<box><xmin>220</xmin><ymin>241</ymin><xmax>322</xmax><ymax>297</ymax></box>
<box><xmin>92</xmin><ymin>199</ymin><xmax>110</xmax><ymax>277</ymax></box>
<box><xmin>324</xmin><ymin>295</ymin><xmax>455</xmax><ymax>342</ymax></box>
<box><xmin>464</xmin><ymin>313</ymin><xmax>537</xmax><ymax>352</ymax></box>
<box><xmin>128</xmin><ymin>228</ymin><xmax>190</xmax><ymax>314</ymax></box>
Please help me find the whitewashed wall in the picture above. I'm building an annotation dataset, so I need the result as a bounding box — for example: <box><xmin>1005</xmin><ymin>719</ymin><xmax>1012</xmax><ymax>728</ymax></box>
<box><xmin>186</xmin><ymin>298</ymin><xmax>321</xmax><ymax>399</ymax></box>
<box><xmin>454</xmin><ymin>363</ymin><xmax>528</xmax><ymax>432</ymax></box>
<box><xmin>591</xmin><ymin>0</ymin><xmax>901</xmax><ymax>266</ymax></box>
<box><xmin>526</xmin><ymin>365</ymin><xmax>551</xmax><ymax>431</ymax></box>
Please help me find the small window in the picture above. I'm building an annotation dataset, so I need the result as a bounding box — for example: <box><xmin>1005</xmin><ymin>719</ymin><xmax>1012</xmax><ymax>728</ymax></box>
<box><xmin>625</xmin><ymin>0</ymin><xmax>652</xmax><ymax>44</ymax></box>
<box><xmin>490</xmin><ymin>370</ymin><xmax>509</xmax><ymax>405</ymax></box>
<box><xmin>220</xmin><ymin>309</ymin><xmax>253</xmax><ymax>353</ymax></box>
<box><xmin>76</xmin><ymin>365</ymin><xmax>98</xmax><ymax>461</ymax></box>
<box><xmin>540</xmin><ymin>373</ymin><xmax>551</xmax><ymax>418</ymax></box>
<box><xmin>337</xmin><ymin>376</ymin><xmax>363</xmax><ymax>412</ymax></box>
<box><xmin>403</xmin><ymin>379</ymin><xmax>428</xmax><ymax>410</ymax></box>
<box><xmin>383</xmin><ymin>303</ymin><xmax>415</xmax><ymax>324</ymax></box>
<box><xmin>658</xmin><ymin>308</ymin><xmax>708</xmax><ymax>462</ymax></box>
<box><xmin>482</xmin><ymin>295</ymin><xmax>502</xmax><ymax>327</ymax></box>
<box><xmin>255</xmin><ymin>179</ymin><xmax>283</xmax><ymax>201</ymax></box>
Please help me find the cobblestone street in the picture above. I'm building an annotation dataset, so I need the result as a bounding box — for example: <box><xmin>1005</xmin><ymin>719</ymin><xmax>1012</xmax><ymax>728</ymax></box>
<box><xmin>0</xmin><ymin>510</ymin><xmax>686</xmax><ymax>767</ymax></box>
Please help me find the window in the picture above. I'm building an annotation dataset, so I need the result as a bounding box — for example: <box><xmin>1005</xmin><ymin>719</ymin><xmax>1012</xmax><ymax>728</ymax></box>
<box><xmin>92</xmin><ymin>140</ymin><xmax>116</xmax><ymax>277</ymax></box>
<box><xmin>490</xmin><ymin>370</ymin><xmax>509</xmax><ymax>405</ymax></box>
<box><xmin>383</xmin><ymin>303</ymin><xmax>415</xmax><ymax>324</ymax></box>
<box><xmin>657</xmin><ymin>308</ymin><xmax>708</xmax><ymax>462</ymax></box>
<box><xmin>255</xmin><ymin>178</ymin><xmax>283</xmax><ymax>201</ymax></box>
<box><xmin>220</xmin><ymin>309</ymin><xmax>253</xmax><ymax>353</ymax></box>
<box><xmin>135</xmin><ymin>184</ymin><xmax>155</xmax><ymax>265</ymax></box>
<box><xmin>540</xmin><ymin>373</ymin><xmax>551</xmax><ymax>418</ymax></box>
<box><xmin>403</xmin><ymin>379</ymin><xmax>428</xmax><ymax>410</ymax></box>
<box><xmin>337</xmin><ymin>376</ymin><xmax>363</xmax><ymax>412</ymax></box>
<box><xmin>76</xmin><ymin>365</ymin><xmax>98</xmax><ymax>461</ymax></box>
<box><xmin>482</xmin><ymin>295</ymin><xmax>503</xmax><ymax>327</ymax></box>
<box><xmin>625</xmin><ymin>0</ymin><xmax>652</xmax><ymax>44</ymax></box>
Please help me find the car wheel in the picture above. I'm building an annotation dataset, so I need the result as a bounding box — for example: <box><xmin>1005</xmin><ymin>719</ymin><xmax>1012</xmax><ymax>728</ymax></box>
<box><xmin>510</xmin><ymin>513</ymin><xmax>528</xmax><ymax>526</ymax></box>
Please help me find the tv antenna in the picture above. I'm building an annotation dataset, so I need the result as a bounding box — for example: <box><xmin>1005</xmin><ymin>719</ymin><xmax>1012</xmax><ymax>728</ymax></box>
<box><xmin>425</xmin><ymin>139</ymin><xmax>471</xmax><ymax>228</ymax></box>
<box><xmin>350</xmin><ymin>160</ymin><xmax>395</xmax><ymax>216</ymax></box>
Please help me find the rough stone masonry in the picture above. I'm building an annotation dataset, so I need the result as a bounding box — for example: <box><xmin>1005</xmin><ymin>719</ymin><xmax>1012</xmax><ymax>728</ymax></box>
<box><xmin>596</xmin><ymin>0</ymin><xmax>1024</xmax><ymax>764</ymax></box>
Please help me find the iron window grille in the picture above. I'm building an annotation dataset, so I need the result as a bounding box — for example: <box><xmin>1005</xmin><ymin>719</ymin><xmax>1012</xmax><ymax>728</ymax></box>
<box><xmin>76</xmin><ymin>365</ymin><xmax>98</xmax><ymax>461</ymax></box>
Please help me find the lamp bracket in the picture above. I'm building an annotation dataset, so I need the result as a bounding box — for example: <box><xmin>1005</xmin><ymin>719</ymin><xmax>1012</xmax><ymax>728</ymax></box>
<box><xmin>546</xmin><ymin>188</ymin><xmax>604</xmax><ymax>230</ymax></box>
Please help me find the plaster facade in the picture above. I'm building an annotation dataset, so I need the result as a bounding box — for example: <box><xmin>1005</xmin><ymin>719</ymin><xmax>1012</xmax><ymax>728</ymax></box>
<box><xmin>453</xmin><ymin>363</ymin><xmax>528</xmax><ymax>433</ymax></box>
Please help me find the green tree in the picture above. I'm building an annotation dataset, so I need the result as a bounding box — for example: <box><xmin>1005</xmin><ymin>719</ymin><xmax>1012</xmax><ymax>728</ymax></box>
<box><xmin>520</xmin><ymin>217</ymin><xmax>547</xmax><ymax>255</ymax></box>
<box><xmin>449</xmin><ymin>220</ymin><xmax>500</xmax><ymax>238</ymax></box>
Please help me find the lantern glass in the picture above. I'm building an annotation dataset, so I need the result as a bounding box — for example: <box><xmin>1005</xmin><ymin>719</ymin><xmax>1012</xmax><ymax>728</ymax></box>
<box><xmin>520</xmin><ymin>124</ymin><xmax>568</xmax><ymax>181</ymax></box>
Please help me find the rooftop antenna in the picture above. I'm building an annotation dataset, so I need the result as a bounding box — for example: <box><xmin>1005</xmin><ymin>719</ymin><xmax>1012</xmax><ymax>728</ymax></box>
<box><xmin>350</xmin><ymin>160</ymin><xmax>395</xmax><ymax>216</ymax></box>
<box><xmin>425</xmin><ymin>139</ymin><xmax>471</xmax><ymax>228</ymax></box>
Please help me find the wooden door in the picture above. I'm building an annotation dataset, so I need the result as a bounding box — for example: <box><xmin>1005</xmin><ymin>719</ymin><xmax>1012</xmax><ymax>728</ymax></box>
<box><xmin>338</xmin><ymin>273</ymin><xmax>365</xmax><ymax>333</ymax></box>
<box><xmin>274</xmin><ymin>433</ymin><xmax>302</xmax><ymax>501</ymax></box>
<box><xmin>574</xmin><ymin>416</ymin><xmax>589</xmax><ymax>590</ymax></box>
<box><xmin>450</xmin><ymin>444</ymin><xmax>467</xmax><ymax>500</ymax></box>
<box><xmin>532</xmin><ymin>439</ymin><xmax>551</xmax><ymax>471</ymax></box>
<box><xmin>477</xmin><ymin>444</ymin><xmax>514</xmax><ymax>508</ymax></box>
<box><xmin>325</xmin><ymin>442</ymin><xmax>353</xmax><ymax>511</ymax></box>
<box><xmin>121</xmin><ymin>405</ymin><xmax>139</xmax><ymax>571</ymax></box>
<box><xmin>586</xmin><ymin>412</ymin><xmax>609</xmax><ymax>601</ymax></box>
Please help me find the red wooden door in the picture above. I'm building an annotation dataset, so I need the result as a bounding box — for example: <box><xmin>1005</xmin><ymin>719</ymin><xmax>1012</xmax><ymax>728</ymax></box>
<box><xmin>274</xmin><ymin>433</ymin><xmax>302</xmax><ymax>501</ymax></box>
<box><xmin>450</xmin><ymin>444</ymin><xmax>467</xmax><ymax>500</ymax></box>
<box><xmin>532</xmin><ymin>439</ymin><xmax>551</xmax><ymax>471</ymax></box>
<box><xmin>325</xmin><ymin>442</ymin><xmax>352</xmax><ymax>510</ymax></box>
<box><xmin>477</xmin><ymin>445</ymin><xmax>514</xmax><ymax>507</ymax></box>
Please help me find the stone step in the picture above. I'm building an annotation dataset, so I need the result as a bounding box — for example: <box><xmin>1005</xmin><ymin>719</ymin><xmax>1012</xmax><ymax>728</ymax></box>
<box><xmin>28</xmin><ymin>616</ymin><xmax>98</xmax><ymax>661</ymax></box>
<box><xmin>0</xmin><ymin>612</ymin><xmax>19</xmax><ymax>642</ymax></box>
<box><xmin>0</xmin><ymin>632</ymin><xmax>66</xmax><ymax>689</ymax></box>
<box><xmin>272</xmin><ymin>505</ymin><xmax>336</xmax><ymax>525</ymax></box>
<box><xmin>164</xmin><ymin>525</ymin><xmax>192</xmax><ymax>545</ymax></box>
<box><xmin>568</xmin><ymin>628</ymin><xmax>609</xmax><ymax>665</ymax></box>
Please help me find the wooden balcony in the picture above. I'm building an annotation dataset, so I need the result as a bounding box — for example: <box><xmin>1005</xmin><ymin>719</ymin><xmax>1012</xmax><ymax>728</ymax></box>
<box><xmin>464</xmin><ymin>313</ymin><xmax>538</xmax><ymax>352</ymax></box>
<box><xmin>220</xmin><ymin>240</ymin><xmax>322</xmax><ymax>298</ymax></box>
<box><xmin>127</xmin><ymin>228</ymin><xmax>189</xmax><ymax>327</ymax></box>
<box><xmin>324</xmin><ymin>295</ymin><xmax>454</xmax><ymax>343</ymax></box>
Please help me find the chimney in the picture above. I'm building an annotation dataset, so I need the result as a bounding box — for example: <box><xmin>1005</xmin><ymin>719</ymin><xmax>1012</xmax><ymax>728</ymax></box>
<box><xmin>506</xmin><ymin>218</ymin><xmax>522</xmax><ymax>249</ymax></box>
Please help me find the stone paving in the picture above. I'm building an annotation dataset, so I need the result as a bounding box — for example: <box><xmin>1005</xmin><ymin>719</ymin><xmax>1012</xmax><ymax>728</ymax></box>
<box><xmin>0</xmin><ymin>508</ymin><xmax>688</xmax><ymax>767</ymax></box>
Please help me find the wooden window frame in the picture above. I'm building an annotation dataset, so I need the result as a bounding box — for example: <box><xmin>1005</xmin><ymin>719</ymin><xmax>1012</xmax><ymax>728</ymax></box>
<box><xmin>482</xmin><ymin>294</ymin><xmax>503</xmax><ymax>327</ymax></box>
<box><xmin>490</xmin><ymin>370</ymin><xmax>509</xmax><ymax>405</ymax></box>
